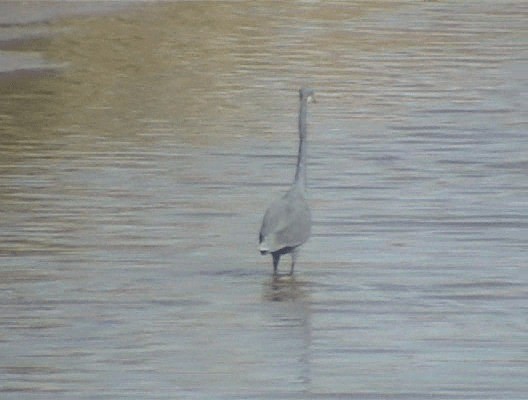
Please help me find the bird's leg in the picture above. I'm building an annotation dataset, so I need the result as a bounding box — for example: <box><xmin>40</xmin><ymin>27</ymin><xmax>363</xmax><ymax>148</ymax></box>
<box><xmin>272</xmin><ymin>253</ymin><xmax>280</xmax><ymax>275</ymax></box>
<box><xmin>289</xmin><ymin>249</ymin><xmax>299</xmax><ymax>275</ymax></box>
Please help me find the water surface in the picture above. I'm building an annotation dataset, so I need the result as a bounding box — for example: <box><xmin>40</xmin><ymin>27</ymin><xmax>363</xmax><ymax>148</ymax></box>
<box><xmin>0</xmin><ymin>1</ymin><xmax>527</xmax><ymax>399</ymax></box>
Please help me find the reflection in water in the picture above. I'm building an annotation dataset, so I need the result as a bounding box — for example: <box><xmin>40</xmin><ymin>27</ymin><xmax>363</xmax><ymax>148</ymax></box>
<box><xmin>263</xmin><ymin>275</ymin><xmax>307</xmax><ymax>303</ymax></box>
<box><xmin>262</xmin><ymin>276</ymin><xmax>312</xmax><ymax>388</ymax></box>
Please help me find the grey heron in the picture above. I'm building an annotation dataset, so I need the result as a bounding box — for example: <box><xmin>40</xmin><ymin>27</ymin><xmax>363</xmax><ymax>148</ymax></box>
<box><xmin>259</xmin><ymin>88</ymin><xmax>315</xmax><ymax>275</ymax></box>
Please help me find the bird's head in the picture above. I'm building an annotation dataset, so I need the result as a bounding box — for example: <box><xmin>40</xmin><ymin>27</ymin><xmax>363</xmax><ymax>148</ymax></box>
<box><xmin>299</xmin><ymin>88</ymin><xmax>316</xmax><ymax>103</ymax></box>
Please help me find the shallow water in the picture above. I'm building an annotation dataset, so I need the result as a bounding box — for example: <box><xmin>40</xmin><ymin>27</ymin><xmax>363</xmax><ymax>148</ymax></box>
<box><xmin>0</xmin><ymin>1</ymin><xmax>527</xmax><ymax>399</ymax></box>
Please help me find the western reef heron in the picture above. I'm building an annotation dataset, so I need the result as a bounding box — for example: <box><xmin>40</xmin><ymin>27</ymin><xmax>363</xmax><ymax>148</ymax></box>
<box><xmin>259</xmin><ymin>88</ymin><xmax>315</xmax><ymax>275</ymax></box>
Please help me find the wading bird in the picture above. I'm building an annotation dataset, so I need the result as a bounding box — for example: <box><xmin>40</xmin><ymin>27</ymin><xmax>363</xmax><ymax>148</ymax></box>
<box><xmin>259</xmin><ymin>88</ymin><xmax>315</xmax><ymax>275</ymax></box>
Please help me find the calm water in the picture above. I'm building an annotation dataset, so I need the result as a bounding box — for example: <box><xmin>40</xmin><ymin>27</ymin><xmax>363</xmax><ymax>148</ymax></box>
<box><xmin>1</xmin><ymin>1</ymin><xmax>527</xmax><ymax>399</ymax></box>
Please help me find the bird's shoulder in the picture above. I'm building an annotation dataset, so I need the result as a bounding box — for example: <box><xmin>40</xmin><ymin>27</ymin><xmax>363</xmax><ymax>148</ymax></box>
<box><xmin>260</xmin><ymin>187</ymin><xmax>310</xmax><ymax>235</ymax></box>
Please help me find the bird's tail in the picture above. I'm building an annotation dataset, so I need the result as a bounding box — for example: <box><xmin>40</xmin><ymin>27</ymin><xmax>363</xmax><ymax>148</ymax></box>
<box><xmin>259</xmin><ymin>234</ymin><xmax>269</xmax><ymax>255</ymax></box>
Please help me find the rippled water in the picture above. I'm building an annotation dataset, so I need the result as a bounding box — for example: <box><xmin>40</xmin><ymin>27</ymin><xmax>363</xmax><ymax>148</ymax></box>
<box><xmin>1</xmin><ymin>1</ymin><xmax>527</xmax><ymax>399</ymax></box>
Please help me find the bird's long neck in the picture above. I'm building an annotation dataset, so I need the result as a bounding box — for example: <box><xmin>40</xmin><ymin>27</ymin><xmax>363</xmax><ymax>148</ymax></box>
<box><xmin>294</xmin><ymin>98</ymin><xmax>308</xmax><ymax>189</ymax></box>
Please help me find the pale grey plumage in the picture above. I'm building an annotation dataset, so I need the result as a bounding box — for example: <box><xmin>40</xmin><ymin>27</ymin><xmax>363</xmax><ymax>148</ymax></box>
<box><xmin>259</xmin><ymin>88</ymin><xmax>315</xmax><ymax>275</ymax></box>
